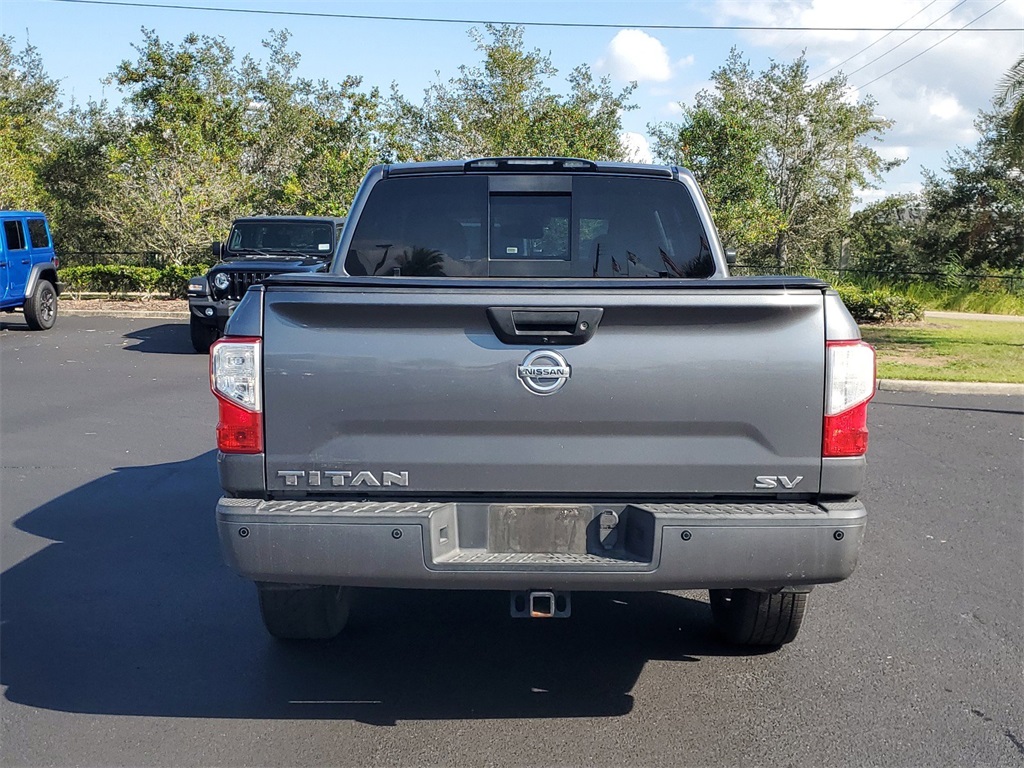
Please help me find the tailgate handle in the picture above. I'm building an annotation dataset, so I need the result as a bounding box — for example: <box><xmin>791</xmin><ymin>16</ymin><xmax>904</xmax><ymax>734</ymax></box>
<box><xmin>487</xmin><ymin>307</ymin><xmax>604</xmax><ymax>345</ymax></box>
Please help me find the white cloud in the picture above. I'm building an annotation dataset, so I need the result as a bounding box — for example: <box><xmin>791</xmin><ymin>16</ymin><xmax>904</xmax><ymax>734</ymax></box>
<box><xmin>877</xmin><ymin>145</ymin><xmax>910</xmax><ymax>163</ymax></box>
<box><xmin>620</xmin><ymin>132</ymin><xmax>653</xmax><ymax>163</ymax></box>
<box><xmin>928</xmin><ymin>95</ymin><xmax>963</xmax><ymax>121</ymax></box>
<box><xmin>596</xmin><ymin>30</ymin><xmax>672</xmax><ymax>83</ymax></box>
<box><xmin>854</xmin><ymin>181</ymin><xmax>923</xmax><ymax>209</ymax></box>
<box><xmin>675</xmin><ymin>55</ymin><xmax>696</xmax><ymax>69</ymax></box>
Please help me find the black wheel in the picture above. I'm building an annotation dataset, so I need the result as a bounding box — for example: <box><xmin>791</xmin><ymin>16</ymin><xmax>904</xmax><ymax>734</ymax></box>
<box><xmin>257</xmin><ymin>583</ymin><xmax>352</xmax><ymax>640</ymax></box>
<box><xmin>190</xmin><ymin>315</ymin><xmax>218</xmax><ymax>353</ymax></box>
<box><xmin>24</xmin><ymin>279</ymin><xmax>57</xmax><ymax>331</ymax></box>
<box><xmin>709</xmin><ymin>589</ymin><xmax>807</xmax><ymax>647</ymax></box>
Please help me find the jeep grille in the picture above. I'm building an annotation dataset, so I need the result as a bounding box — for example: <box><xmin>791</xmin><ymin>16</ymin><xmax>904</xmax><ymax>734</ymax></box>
<box><xmin>217</xmin><ymin>271</ymin><xmax>274</xmax><ymax>301</ymax></box>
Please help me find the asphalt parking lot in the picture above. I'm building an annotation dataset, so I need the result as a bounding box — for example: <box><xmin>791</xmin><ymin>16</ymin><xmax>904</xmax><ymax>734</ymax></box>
<box><xmin>2</xmin><ymin>315</ymin><xmax>1022</xmax><ymax>767</ymax></box>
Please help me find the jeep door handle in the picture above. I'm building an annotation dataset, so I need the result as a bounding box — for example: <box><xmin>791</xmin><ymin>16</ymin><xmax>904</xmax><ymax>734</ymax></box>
<box><xmin>21</xmin><ymin>259</ymin><xmax>31</xmax><ymax>265</ymax></box>
<box><xmin>0</xmin><ymin>262</ymin><xmax>7</xmax><ymax>267</ymax></box>
<box><xmin>486</xmin><ymin>307</ymin><xmax>604</xmax><ymax>345</ymax></box>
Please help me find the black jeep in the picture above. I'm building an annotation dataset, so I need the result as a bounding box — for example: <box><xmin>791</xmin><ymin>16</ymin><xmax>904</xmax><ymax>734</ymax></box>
<box><xmin>186</xmin><ymin>216</ymin><xmax>344</xmax><ymax>352</ymax></box>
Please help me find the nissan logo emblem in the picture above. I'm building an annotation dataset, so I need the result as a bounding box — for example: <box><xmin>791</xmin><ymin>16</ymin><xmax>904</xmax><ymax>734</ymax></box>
<box><xmin>517</xmin><ymin>350</ymin><xmax>571</xmax><ymax>396</ymax></box>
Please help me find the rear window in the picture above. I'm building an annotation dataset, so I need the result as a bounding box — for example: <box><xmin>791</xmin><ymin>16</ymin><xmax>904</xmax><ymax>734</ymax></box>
<box><xmin>345</xmin><ymin>175</ymin><xmax>715</xmax><ymax>278</ymax></box>
<box><xmin>27</xmin><ymin>218</ymin><xmax>50</xmax><ymax>249</ymax></box>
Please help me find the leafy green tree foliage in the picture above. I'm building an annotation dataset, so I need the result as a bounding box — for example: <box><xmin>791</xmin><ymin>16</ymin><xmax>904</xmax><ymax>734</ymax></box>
<box><xmin>918</xmin><ymin>109</ymin><xmax>1024</xmax><ymax>273</ymax></box>
<box><xmin>0</xmin><ymin>36</ymin><xmax>61</xmax><ymax>211</ymax></box>
<box><xmin>649</xmin><ymin>55</ymin><xmax>778</xmax><ymax>251</ymax></box>
<box><xmin>94</xmin><ymin>29</ymin><xmax>382</xmax><ymax>263</ymax></box>
<box><xmin>97</xmin><ymin>29</ymin><xmax>251</xmax><ymax>264</ymax></box>
<box><xmin>651</xmin><ymin>49</ymin><xmax>897</xmax><ymax>270</ymax></box>
<box><xmin>240</xmin><ymin>30</ymin><xmax>382</xmax><ymax>216</ymax></box>
<box><xmin>847</xmin><ymin>194</ymin><xmax>927</xmax><ymax>277</ymax></box>
<box><xmin>994</xmin><ymin>54</ymin><xmax>1024</xmax><ymax>163</ymax></box>
<box><xmin>39</xmin><ymin>102</ymin><xmax>128</xmax><ymax>254</ymax></box>
<box><xmin>385</xmin><ymin>25</ymin><xmax>636</xmax><ymax>161</ymax></box>
<box><xmin>848</xmin><ymin>108</ymin><xmax>1023</xmax><ymax>278</ymax></box>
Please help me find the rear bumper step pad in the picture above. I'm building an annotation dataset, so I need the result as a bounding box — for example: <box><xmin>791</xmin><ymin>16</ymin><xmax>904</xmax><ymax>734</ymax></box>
<box><xmin>216</xmin><ymin>498</ymin><xmax>865</xmax><ymax>590</ymax></box>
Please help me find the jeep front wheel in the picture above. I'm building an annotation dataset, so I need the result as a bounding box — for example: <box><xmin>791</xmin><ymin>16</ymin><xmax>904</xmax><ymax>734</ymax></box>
<box><xmin>24</xmin><ymin>279</ymin><xmax>57</xmax><ymax>331</ymax></box>
<box><xmin>190</xmin><ymin>315</ymin><xmax>218</xmax><ymax>353</ymax></box>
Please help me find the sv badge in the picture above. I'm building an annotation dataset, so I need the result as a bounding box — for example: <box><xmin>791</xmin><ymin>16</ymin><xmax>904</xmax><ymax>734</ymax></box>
<box><xmin>755</xmin><ymin>475</ymin><xmax>804</xmax><ymax>490</ymax></box>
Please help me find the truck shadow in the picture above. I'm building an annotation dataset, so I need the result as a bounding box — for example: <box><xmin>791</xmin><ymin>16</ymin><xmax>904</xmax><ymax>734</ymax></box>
<box><xmin>0</xmin><ymin>314</ymin><xmax>31</xmax><ymax>331</ymax></box>
<box><xmin>1</xmin><ymin>452</ymin><xmax>760</xmax><ymax>725</ymax></box>
<box><xmin>121</xmin><ymin>322</ymin><xmax>195</xmax><ymax>355</ymax></box>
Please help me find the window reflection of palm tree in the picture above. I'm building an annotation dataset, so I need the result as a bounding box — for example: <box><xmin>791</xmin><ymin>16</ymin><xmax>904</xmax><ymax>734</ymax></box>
<box><xmin>659</xmin><ymin>247</ymin><xmax>685</xmax><ymax>277</ymax></box>
<box><xmin>396</xmin><ymin>247</ymin><xmax>446</xmax><ymax>276</ymax></box>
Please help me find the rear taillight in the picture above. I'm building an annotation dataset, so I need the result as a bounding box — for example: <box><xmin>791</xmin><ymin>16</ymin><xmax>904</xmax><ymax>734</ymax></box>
<box><xmin>823</xmin><ymin>340</ymin><xmax>876</xmax><ymax>457</ymax></box>
<box><xmin>210</xmin><ymin>337</ymin><xmax>263</xmax><ymax>454</ymax></box>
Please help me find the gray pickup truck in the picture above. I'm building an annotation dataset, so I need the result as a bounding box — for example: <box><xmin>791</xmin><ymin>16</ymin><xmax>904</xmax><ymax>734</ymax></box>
<box><xmin>211</xmin><ymin>157</ymin><xmax>876</xmax><ymax>648</ymax></box>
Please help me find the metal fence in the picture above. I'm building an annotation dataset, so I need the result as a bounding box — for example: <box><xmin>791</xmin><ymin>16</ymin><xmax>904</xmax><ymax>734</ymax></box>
<box><xmin>59</xmin><ymin>252</ymin><xmax>163</xmax><ymax>268</ymax></box>
<box><xmin>729</xmin><ymin>266</ymin><xmax>1024</xmax><ymax>292</ymax></box>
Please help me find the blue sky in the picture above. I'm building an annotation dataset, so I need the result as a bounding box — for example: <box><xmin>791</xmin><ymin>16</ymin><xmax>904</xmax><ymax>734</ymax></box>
<box><xmin>3</xmin><ymin>0</ymin><xmax>1022</xmax><ymax>205</ymax></box>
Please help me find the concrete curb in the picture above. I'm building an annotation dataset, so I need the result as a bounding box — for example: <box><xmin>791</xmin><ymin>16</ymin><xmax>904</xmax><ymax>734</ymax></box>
<box><xmin>62</xmin><ymin>308</ymin><xmax>189</xmax><ymax>320</ymax></box>
<box><xmin>878</xmin><ymin>379</ymin><xmax>1024</xmax><ymax>396</ymax></box>
<box><xmin>923</xmin><ymin>311</ymin><xmax>1023</xmax><ymax>323</ymax></box>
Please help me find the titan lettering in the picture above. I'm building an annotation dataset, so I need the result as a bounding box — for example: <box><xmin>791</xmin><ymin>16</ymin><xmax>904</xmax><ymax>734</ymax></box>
<box><xmin>279</xmin><ymin>470</ymin><xmax>409</xmax><ymax>487</ymax></box>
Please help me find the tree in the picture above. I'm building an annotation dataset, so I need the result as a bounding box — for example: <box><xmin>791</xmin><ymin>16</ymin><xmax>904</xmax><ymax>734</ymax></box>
<box><xmin>95</xmin><ymin>28</ymin><xmax>383</xmax><ymax>263</ymax></box>
<box><xmin>97</xmin><ymin>29</ymin><xmax>251</xmax><ymax>264</ymax></box>
<box><xmin>40</xmin><ymin>101</ymin><xmax>126</xmax><ymax>254</ymax></box>
<box><xmin>649</xmin><ymin>54</ymin><xmax>779</xmax><ymax>251</ymax></box>
<box><xmin>385</xmin><ymin>25</ymin><xmax>636</xmax><ymax>161</ymax></box>
<box><xmin>0</xmin><ymin>36</ymin><xmax>61</xmax><ymax>211</ymax></box>
<box><xmin>847</xmin><ymin>194</ymin><xmax>927</xmax><ymax>277</ymax></box>
<box><xmin>240</xmin><ymin>30</ymin><xmax>383</xmax><ymax>216</ymax></box>
<box><xmin>994</xmin><ymin>53</ymin><xmax>1024</xmax><ymax>163</ymax></box>
<box><xmin>918</xmin><ymin>109</ymin><xmax>1024</xmax><ymax>273</ymax></box>
<box><xmin>651</xmin><ymin>49</ymin><xmax>898</xmax><ymax>270</ymax></box>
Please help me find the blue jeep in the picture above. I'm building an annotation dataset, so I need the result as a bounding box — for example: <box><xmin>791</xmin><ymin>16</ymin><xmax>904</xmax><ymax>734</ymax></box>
<box><xmin>1</xmin><ymin>211</ymin><xmax>62</xmax><ymax>330</ymax></box>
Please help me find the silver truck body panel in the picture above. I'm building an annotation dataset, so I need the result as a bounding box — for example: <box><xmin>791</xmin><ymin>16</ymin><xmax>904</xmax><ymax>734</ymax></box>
<box><xmin>261</xmin><ymin>285</ymin><xmax>828</xmax><ymax>497</ymax></box>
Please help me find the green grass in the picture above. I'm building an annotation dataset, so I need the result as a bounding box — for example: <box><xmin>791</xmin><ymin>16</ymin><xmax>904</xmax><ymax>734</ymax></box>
<box><xmin>860</xmin><ymin>318</ymin><xmax>1024</xmax><ymax>383</ymax></box>
<box><xmin>835</xmin><ymin>276</ymin><xmax>1024</xmax><ymax>316</ymax></box>
<box><xmin>899</xmin><ymin>283</ymin><xmax>1024</xmax><ymax>316</ymax></box>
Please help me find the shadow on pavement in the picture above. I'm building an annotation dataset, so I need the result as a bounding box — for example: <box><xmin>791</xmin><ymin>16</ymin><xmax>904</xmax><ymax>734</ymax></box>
<box><xmin>2</xmin><ymin>452</ymin><xmax>754</xmax><ymax>725</ymax></box>
<box><xmin>877</xmin><ymin>399</ymin><xmax>1024</xmax><ymax>417</ymax></box>
<box><xmin>0</xmin><ymin>315</ymin><xmax>30</xmax><ymax>331</ymax></box>
<box><xmin>122</xmin><ymin>322</ymin><xmax>195</xmax><ymax>355</ymax></box>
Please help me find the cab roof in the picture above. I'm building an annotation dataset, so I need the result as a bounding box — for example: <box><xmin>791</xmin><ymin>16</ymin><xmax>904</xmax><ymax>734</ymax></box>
<box><xmin>384</xmin><ymin>157</ymin><xmax>680</xmax><ymax>179</ymax></box>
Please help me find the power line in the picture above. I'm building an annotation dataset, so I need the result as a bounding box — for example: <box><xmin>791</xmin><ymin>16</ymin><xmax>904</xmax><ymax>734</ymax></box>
<box><xmin>46</xmin><ymin>0</ymin><xmax>1024</xmax><ymax>32</ymax></box>
<box><xmin>855</xmin><ymin>0</ymin><xmax>1010</xmax><ymax>89</ymax></box>
<box><xmin>812</xmin><ymin>0</ymin><xmax>941</xmax><ymax>80</ymax></box>
<box><xmin>844</xmin><ymin>0</ymin><xmax>970</xmax><ymax>80</ymax></box>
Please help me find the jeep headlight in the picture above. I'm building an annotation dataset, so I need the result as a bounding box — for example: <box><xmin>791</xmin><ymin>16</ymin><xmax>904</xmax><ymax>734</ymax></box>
<box><xmin>213</xmin><ymin>272</ymin><xmax>231</xmax><ymax>291</ymax></box>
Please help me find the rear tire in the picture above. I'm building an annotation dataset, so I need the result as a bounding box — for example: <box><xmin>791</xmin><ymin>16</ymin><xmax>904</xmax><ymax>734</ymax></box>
<box><xmin>190</xmin><ymin>315</ymin><xmax>218</xmax><ymax>353</ymax></box>
<box><xmin>257</xmin><ymin>583</ymin><xmax>352</xmax><ymax>640</ymax></box>
<box><xmin>709</xmin><ymin>588</ymin><xmax>807</xmax><ymax>647</ymax></box>
<box><xmin>24</xmin><ymin>279</ymin><xmax>57</xmax><ymax>331</ymax></box>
